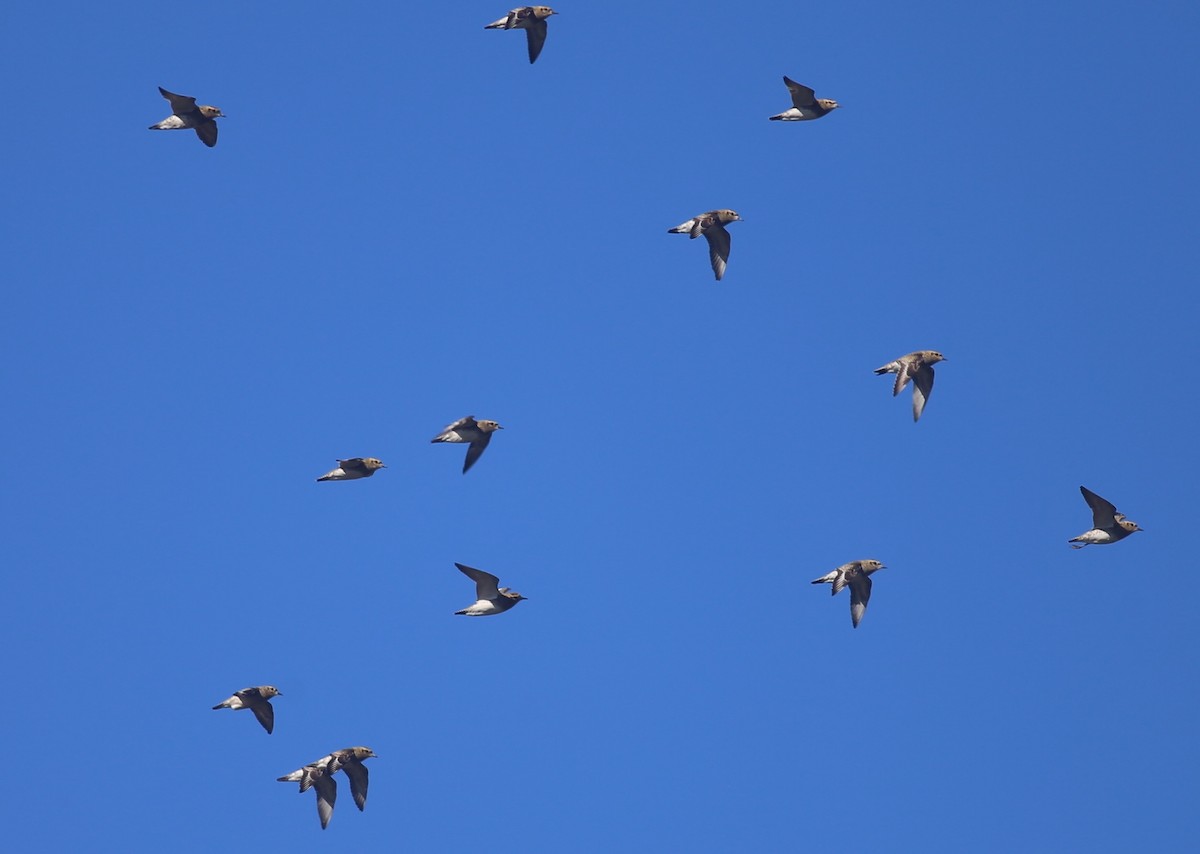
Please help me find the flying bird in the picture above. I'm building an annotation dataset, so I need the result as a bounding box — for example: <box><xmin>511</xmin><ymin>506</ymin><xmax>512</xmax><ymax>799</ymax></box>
<box><xmin>454</xmin><ymin>562</ymin><xmax>527</xmax><ymax>616</ymax></box>
<box><xmin>874</xmin><ymin>351</ymin><xmax>946</xmax><ymax>422</ymax></box>
<box><xmin>277</xmin><ymin>761</ymin><xmax>338</xmax><ymax>829</ymax></box>
<box><xmin>668</xmin><ymin>210</ymin><xmax>742</xmax><ymax>281</ymax></box>
<box><xmin>431</xmin><ymin>416</ymin><xmax>503</xmax><ymax>473</ymax></box>
<box><xmin>148</xmin><ymin>87</ymin><xmax>224</xmax><ymax>147</ymax></box>
<box><xmin>316</xmin><ymin>457</ymin><xmax>386</xmax><ymax>481</ymax></box>
<box><xmin>325</xmin><ymin>747</ymin><xmax>376</xmax><ymax>813</ymax></box>
<box><xmin>1070</xmin><ymin>486</ymin><xmax>1143</xmax><ymax>548</ymax></box>
<box><xmin>277</xmin><ymin>747</ymin><xmax>377</xmax><ymax>829</ymax></box>
<box><xmin>769</xmin><ymin>77</ymin><xmax>840</xmax><ymax>121</ymax></box>
<box><xmin>811</xmin><ymin>560</ymin><xmax>887</xmax><ymax>628</ymax></box>
<box><xmin>212</xmin><ymin>685</ymin><xmax>281</xmax><ymax>734</ymax></box>
<box><xmin>485</xmin><ymin>6</ymin><xmax>558</xmax><ymax>64</ymax></box>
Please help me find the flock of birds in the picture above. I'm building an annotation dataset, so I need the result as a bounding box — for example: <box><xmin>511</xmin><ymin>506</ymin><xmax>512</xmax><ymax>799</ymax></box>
<box><xmin>154</xmin><ymin>4</ymin><xmax>1146</xmax><ymax>831</ymax></box>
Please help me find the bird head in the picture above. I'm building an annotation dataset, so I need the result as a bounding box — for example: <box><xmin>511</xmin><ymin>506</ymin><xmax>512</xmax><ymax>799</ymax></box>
<box><xmin>1116</xmin><ymin>515</ymin><xmax>1143</xmax><ymax>534</ymax></box>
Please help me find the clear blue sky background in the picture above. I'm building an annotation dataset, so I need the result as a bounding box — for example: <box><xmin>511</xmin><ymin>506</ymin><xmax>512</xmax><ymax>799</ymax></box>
<box><xmin>3</xmin><ymin>1</ymin><xmax>1198</xmax><ymax>850</ymax></box>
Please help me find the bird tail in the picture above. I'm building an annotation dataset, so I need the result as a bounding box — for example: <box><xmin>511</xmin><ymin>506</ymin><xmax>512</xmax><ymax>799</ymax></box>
<box><xmin>212</xmin><ymin>702</ymin><xmax>230</xmax><ymax>710</ymax></box>
<box><xmin>873</xmin><ymin>365</ymin><xmax>892</xmax><ymax>375</ymax></box>
<box><xmin>454</xmin><ymin>608</ymin><xmax>469</xmax><ymax>615</ymax></box>
<box><xmin>484</xmin><ymin>17</ymin><xmax>509</xmax><ymax>29</ymax></box>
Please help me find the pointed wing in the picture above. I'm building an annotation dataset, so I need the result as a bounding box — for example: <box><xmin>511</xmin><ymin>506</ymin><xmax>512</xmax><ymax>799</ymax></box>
<box><xmin>784</xmin><ymin>77</ymin><xmax>817</xmax><ymax>108</ymax></box>
<box><xmin>313</xmin><ymin>773</ymin><xmax>337</xmax><ymax>829</ymax></box>
<box><xmin>343</xmin><ymin>760</ymin><xmax>370</xmax><ymax>811</ymax></box>
<box><xmin>892</xmin><ymin>362</ymin><xmax>913</xmax><ymax>396</ymax></box>
<box><xmin>1080</xmin><ymin>486</ymin><xmax>1118</xmax><ymax>527</ymax></box>
<box><xmin>159</xmin><ymin>87</ymin><xmax>199</xmax><ymax>116</ymax></box>
<box><xmin>456</xmin><ymin>563</ymin><xmax>501</xmax><ymax>599</ymax></box>
<box><xmin>830</xmin><ymin>569</ymin><xmax>847</xmax><ymax>596</ymax></box>
<box><xmin>526</xmin><ymin>19</ymin><xmax>548</xmax><ymax>63</ymax></box>
<box><xmin>194</xmin><ymin>121</ymin><xmax>218</xmax><ymax>148</ymax></box>
<box><xmin>848</xmin><ymin>572</ymin><xmax>872</xmax><ymax>628</ymax></box>
<box><xmin>704</xmin><ymin>225</ymin><xmax>731</xmax><ymax>281</ymax></box>
<box><xmin>250</xmin><ymin>699</ymin><xmax>275</xmax><ymax>734</ymax></box>
<box><xmin>462</xmin><ymin>433</ymin><xmax>493</xmax><ymax>473</ymax></box>
<box><xmin>911</xmin><ymin>365</ymin><xmax>935</xmax><ymax>421</ymax></box>
<box><xmin>433</xmin><ymin>416</ymin><xmax>477</xmax><ymax>443</ymax></box>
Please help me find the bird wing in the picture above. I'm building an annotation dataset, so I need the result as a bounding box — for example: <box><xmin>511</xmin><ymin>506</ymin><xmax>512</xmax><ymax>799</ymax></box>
<box><xmin>250</xmin><ymin>699</ymin><xmax>275</xmax><ymax>735</ymax></box>
<box><xmin>1080</xmin><ymin>486</ymin><xmax>1118</xmax><ymax>527</ymax></box>
<box><xmin>704</xmin><ymin>225</ymin><xmax>731</xmax><ymax>281</ymax></box>
<box><xmin>911</xmin><ymin>365</ymin><xmax>935</xmax><ymax>422</ymax></box>
<box><xmin>848</xmin><ymin>572</ymin><xmax>873</xmax><ymax>628</ymax></box>
<box><xmin>339</xmin><ymin>458</ymin><xmax>368</xmax><ymax>473</ymax></box>
<box><xmin>194</xmin><ymin>121</ymin><xmax>218</xmax><ymax>148</ymax></box>
<box><xmin>526</xmin><ymin>19</ymin><xmax>549</xmax><ymax>63</ymax></box>
<box><xmin>456</xmin><ymin>563</ymin><xmax>501</xmax><ymax>599</ymax></box>
<box><xmin>784</xmin><ymin>77</ymin><xmax>817</xmax><ymax>108</ymax></box>
<box><xmin>463</xmin><ymin>432</ymin><xmax>493</xmax><ymax>473</ymax></box>
<box><xmin>159</xmin><ymin>87</ymin><xmax>198</xmax><ymax>115</ymax></box>
<box><xmin>343</xmin><ymin>760</ymin><xmax>370</xmax><ymax>811</ymax></box>
<box><xmin>433</xmin><ymin>416</ymin><xmax>477</xmax><ymax>442</ymax></box>
<box><xmin>312</xmin><ymin>773</ymin><xmax>337</xmax><ymax>829</ymax></box>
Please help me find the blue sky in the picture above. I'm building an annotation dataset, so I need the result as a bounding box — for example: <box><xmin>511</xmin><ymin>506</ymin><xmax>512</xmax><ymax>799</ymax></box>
<box><xmin>3</xmin><ymin>1</ymin><xmax>1199</xmax><ymax>850</ymax></box>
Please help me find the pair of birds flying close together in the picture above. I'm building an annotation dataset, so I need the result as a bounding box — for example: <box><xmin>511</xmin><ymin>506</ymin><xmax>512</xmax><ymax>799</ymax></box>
<box><xmin>812</xmin><ymin>560</ymin><xmax>887</xmax><ymax>628</ymax></box>
<box><xmin>277</xmin><ymin>747</ymin><xmax>377</xmax><ymax>830</ymax></box>
<box><xmin>314</xmin><ymin>416</ymin><xmax>503</xmax><ymax>481</ymax></box>
<box><xmin>811</xmin><ymin>487</ymin><xmax>1143</xmax><ymax>628</ymax></box>
<box><xmin>666</xmin><ymin>81</ymin><xmax>839</xmax><ymax>280</ymax></box>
